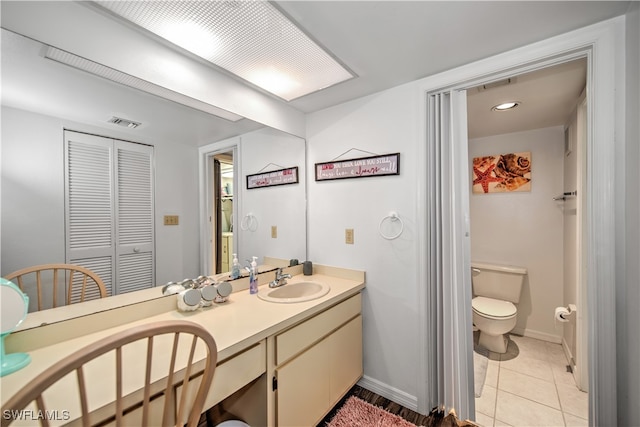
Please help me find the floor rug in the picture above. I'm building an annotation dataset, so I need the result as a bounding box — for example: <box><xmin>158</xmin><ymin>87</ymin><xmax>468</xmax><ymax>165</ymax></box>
<box><xmin>326</xmin><ymin>395</ymin><xmax>419</xmax><ymax>427</ymax></box>
<box><xmin>474</xmin><ymin>347</ymin><xmax>489</xmax><ymax>398</ymax></box>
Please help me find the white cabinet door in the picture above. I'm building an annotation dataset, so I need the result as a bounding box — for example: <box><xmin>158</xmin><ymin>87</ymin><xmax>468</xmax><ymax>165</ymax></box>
<box><xmin>275</xmin><ymin>314</ymin><xmax>363</xmax><ymax>426</ymax></box>
<box><xmin>276</xmin><ymin>335</ymin><xmax>331</xmax><ymax>427</ymax></box>
<box><xmin>328</xmin><ymin>315</ymin><xmax>363</xmax><ymax>406</ymax></box>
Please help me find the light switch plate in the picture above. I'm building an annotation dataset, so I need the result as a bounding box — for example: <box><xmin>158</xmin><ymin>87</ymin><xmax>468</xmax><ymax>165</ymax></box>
<box><xmin>271</xmin><ymin>225</ymin><xmax>278</xmax><ymax>238</ymax></box>
<box><xmin>345</xmin><ymin>228</ymin><xmax>354</xmax><ymax>244</ymax></box>
<box><xmin>164</xmin><ymin>215</ymin><xmax>179</xmax><ymax>226</ymax></box>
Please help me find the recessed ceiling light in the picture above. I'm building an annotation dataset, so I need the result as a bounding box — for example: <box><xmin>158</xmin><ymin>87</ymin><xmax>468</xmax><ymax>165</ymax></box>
<box><xmin>95</xmin><ymin>1</ymin><xmax>356</xmax><ymax>101</ymax></box>
<box><xmin>492</xmin><ymin>101</ymin><xmax>520</xmax><ymax>111</ymax></box>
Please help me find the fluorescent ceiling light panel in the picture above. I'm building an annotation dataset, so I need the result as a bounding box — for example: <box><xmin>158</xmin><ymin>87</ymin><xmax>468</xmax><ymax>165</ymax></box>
<box><xmin>95</xmin><ymin>1</ymin><xmax>355</xmax><ymax>101</ymax></box>
<box><xmin>45</xmin><ymin>46</ymin><xmax>243</xmax><ymax>122</ymax></box>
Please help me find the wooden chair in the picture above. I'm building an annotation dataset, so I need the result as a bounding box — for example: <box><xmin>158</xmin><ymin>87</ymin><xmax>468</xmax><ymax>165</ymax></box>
<box><xmin>4</xmin><ymin>263</ymin><xmax>108</xmax><ymax>311</ymax></box>
<box><xmin>1</xmin><ymin>320</ymin><xmax>218</xmax><ymax>427</ymax></box>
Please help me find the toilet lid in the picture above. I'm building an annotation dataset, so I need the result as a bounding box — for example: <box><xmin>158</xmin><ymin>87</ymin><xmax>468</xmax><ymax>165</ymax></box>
<box><xmin>472</xmin><ymin>296</ymin><xmax>517</xmax><ymax>318</ymax></box>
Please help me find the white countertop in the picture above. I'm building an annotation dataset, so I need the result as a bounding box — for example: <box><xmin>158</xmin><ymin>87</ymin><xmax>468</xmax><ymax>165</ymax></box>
<box><xmin>1</xmin><ymin>270</ymin><xmax>365</xmax><ymax>414</ymax></box>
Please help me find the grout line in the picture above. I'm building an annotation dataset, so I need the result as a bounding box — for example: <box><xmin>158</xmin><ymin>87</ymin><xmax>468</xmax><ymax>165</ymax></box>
<box><xmin>492</xmin><ymin>339</ymin><xmax>585</xmax><ymax>427</ymax></box>
<box><xmin>492</xmin><ymin>354</ymin><xmax>501</xmax><ymax>427</ymax></box>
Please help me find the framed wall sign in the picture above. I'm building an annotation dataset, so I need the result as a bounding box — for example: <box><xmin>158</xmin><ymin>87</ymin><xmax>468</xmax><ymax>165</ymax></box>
<box><xmin>315</xmin><ymin>153</ymin><xmax>400</xmax><ymax>181</ymax></box>
<box><xmin>246</xmin><ymin>167</ymin><xmax>299</xmax><ymax>189</ymax></box>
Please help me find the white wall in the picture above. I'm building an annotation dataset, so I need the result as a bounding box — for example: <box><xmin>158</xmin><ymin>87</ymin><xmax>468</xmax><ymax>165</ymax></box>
<box><xmin>307</xmin><ymin>82</ymin><xmax>421</xmax><ymax>405</ymax></box>
<box><xmin>619</xmin><ymin>2</ymin><xmax>640</xmax><ymax>425</ymax></box>
<box><xmin>239</xmin><ymin>127</ymin><xmax>307</xmax><ymax>265</ymax></box>
<box><xmin>468</xmin><ymin>127</ymin><xmax>565</xmax><ymax>342</ymax></box>
<box><xmin>0</xmin><ymin>106</ymin><xmax>201</xmax><ymax>285</ymax></box>
<box><xmin>306</xmin><ymin>15</ymin><xmax>636</xmax><ymax>412</ymax></box>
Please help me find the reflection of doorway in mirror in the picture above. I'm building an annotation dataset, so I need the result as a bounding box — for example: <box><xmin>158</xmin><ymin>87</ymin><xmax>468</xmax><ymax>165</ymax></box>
<box><xmin>213</xmin><ymin>153</ymin><xmax>234</xmax><ymax>274</ymax></box>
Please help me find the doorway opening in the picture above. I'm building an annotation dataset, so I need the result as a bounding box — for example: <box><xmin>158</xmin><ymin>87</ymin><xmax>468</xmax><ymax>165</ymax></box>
<box><xmin>211</xmin><ymin>152</ymin><xmax>234</xmax><ymax>274</ymax></box>
<box><xmin>202</xmin><ymin>143</ymin><xmax>239</xmax><ymax>277</ymax></box>
<box><xmin>419</xmin><ymin>20</ymin><xmax>620</xmax><ymax>425</ymax></box>
<box><xmin>467</xmin><ymin>58</ymin><xmax>589</xmax><ymax>425</ymax></box>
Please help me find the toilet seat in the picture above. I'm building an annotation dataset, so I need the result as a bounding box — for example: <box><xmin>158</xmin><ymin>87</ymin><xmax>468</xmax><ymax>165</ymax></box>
<box><xmin>472</xmin><ymin>296</ymin><xmax>517</xmax><ymax>320</ymax></box>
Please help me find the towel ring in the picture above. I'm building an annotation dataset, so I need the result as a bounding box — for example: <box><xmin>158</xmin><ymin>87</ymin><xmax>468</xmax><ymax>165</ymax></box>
<box><xmin>379</xmin><ymin>211</ymin><xmax>404</xmax><ymax>240</ymax></box>
<box><xmin>240</xmin><ymin>213</ymin><xmax>258</xmax><ymax>231</ymax></box>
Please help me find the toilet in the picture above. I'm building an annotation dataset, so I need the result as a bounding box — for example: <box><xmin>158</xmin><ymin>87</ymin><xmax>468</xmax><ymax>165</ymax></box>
<box><xmin>471</xmin><ymin>262</ymin><xmax>527</xmax><ymax>353</ymax></box>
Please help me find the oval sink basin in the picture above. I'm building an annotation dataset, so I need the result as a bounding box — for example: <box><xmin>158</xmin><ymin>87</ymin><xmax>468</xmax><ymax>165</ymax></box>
<box><xmin>258</xmin><ymin>281</ymin><xmax>330</xmax><ymax>303</ymax></box>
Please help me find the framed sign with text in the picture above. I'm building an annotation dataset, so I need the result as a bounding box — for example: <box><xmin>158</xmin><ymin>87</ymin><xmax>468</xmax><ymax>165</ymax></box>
<box><xmin>315</xmin><ymin>153</ymin><xmax>400</xmax><ymax>181</ymax></box>
<box><xmin>246</xmin><ymin>167</ymin><xmax>299</xmax><ymax>189</ymax></box>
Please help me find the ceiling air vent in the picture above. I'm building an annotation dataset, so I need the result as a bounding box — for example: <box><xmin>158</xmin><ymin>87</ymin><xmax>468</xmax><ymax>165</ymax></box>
<box><xmin>108</xmin><ymin>116</ymin><xmax>142</xmax><ymax>129</ymax></box>
<box><xmin>477</xmin><ymin>77</ymin><xmax>516</xmax><ymax>92</ymax></box>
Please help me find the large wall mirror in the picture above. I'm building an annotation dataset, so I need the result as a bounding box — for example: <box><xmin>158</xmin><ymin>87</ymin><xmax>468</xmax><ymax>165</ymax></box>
<box><xmin>0</xmin><ymin>28</ymin><xmax>307</xmax><ymax>329</ymax></box>
<box><xmin>200</xmin><ymin>129</ymin><xmax>306</xmax><ymax>278</ymax></box>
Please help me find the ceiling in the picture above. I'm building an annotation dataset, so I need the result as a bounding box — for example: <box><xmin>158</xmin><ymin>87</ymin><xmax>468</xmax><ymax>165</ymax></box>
<box><xmin>1</xmin><ymin>1</ymin><xmax>631</xmax><ymax>142</ymax></box>
<box><xmin>467</xmin><ymin>58</ymin><xmax>587</xmax><ymax>139</ymax></box>
<box><xmin>277</xmin><ymin>1</ymin><xmax>627</xmax><ymax>113</ymax></box>
<box><xmin>0</xmin><ymin>28</ymin><xmax>265</xmax><ymax>144</ymax></box>
<box><xmin>274</xmin><ymin>1</ymin><xmax>623</xmax><ymax>139</ymax></box>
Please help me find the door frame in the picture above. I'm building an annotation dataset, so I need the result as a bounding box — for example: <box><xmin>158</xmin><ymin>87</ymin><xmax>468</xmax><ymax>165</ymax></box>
<box><xmin>199</xmin><ymin>139</ymin><xmax>241</xmax><ymax>276</ymax></box>
<box><xmin>416</xmin><ymin>17</ymin><xmax>624</xmax><ymax>424</ymax></box>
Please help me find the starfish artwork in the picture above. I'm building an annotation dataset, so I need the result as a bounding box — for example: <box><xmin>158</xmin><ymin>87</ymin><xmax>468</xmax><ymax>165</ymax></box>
<box><xmin>473</xmin><ymin>162</ymin><xmax>504</xmax><ymax>193</ymax></box>
<box><xmin>472</xmin><ymin>152</ymin><xmax>531</xmax><ymax>194</ymax></box>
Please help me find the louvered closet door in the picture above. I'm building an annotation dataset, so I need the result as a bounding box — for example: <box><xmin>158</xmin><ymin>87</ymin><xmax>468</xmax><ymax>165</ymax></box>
<box><xmin>65</xmin><ymin>131</ymin><xmax>155</xmax><ymax>298</ymax></box>
<box><xmin>65</xmin><ymin>131</ymin><xmax>115</xmax><ymax>300</ymax></box>
<box><xmin>114</xmin><ymin>140</ymin><xmax>155</xmax><ymax>294</ymax></box>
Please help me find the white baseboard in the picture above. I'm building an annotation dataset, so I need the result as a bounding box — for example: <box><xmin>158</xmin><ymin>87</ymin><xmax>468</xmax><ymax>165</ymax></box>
<box><xmin>357</xmin><ymin>375</ymin><xmax>418</xmax><ymax>412</ymax></box>
<box><xmin>561</xmin><ymin>337</ymin><xmax>576</xmax><ymax>368</ymax></box>
<box><xmin>511</xmin><ymin>327</ymin><xmax>562</xmax><ymax>344</ymax></box>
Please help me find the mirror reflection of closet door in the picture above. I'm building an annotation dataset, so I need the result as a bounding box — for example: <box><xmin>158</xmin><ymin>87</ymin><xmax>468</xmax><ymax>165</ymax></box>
<box><xmin>65</xmin><ymin>130</ymin><xmax>155</xmax><ymax>297</ymax></box>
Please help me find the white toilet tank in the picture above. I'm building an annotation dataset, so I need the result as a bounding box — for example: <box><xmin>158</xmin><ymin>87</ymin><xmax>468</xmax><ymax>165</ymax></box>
<box><xmin>471</xmin><ymin>262</ymin><xmax>527</xmax><ymax>303</ymax></box>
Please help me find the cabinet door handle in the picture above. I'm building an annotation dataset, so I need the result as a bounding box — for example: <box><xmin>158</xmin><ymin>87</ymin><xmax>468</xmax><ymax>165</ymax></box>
<box><xmin>133</xmin><ymin>247</ymin><xmax>140</xmax><ymax>253</ymax></box>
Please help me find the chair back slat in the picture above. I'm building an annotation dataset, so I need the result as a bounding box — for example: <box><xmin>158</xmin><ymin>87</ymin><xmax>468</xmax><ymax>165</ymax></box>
<box><xmin>141</xmin><ymin>336</ymin><xmax>154</xmax><ymax>427</ymax></box>
<box><xmin>76</xmin><ymin>366</ymin><xmax>90</xmax><ymax>427</ymax></box>
<box><xmin>34</xmin><ymin>396</ymin><xmax>49</xmax><ymax>427</ymax></box>
<box><xmin>1</xmin><ymin>321</ymin><xmax>217</xmax><ymax>427</ymax></box>
<box><xmin>115</xmin><ymin>346</ymin><xmax>124</xmax><ymax>427</ymax></box>
<box><xmin>66</xmin><ymin>270</ymin><xmax>74</xmax><ymax>305</ymax></box>
<box><xmin>162</xmin><ymin>332</ymin><xmax>180</xmax><ymax>427</ymax></box>
<box><xmin>36</xmin><ymin>271</ymin><xmax>43</xmax><ymax>311</ymax></box>
<box><xmin>176</xmin><ymin>335</ymin><xmax>198</xmax><ymax>426</ymax></box>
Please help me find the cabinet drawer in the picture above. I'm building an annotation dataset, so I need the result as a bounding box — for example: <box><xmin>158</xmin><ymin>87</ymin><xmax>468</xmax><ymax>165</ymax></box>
<box><xmin>276</xmin><ymin>293</ymin><xmax>361</xmax><ymax>365</ymax></box>
<box><xmin>176</xmin><ymin>340</ymin><xmax>266</xmax><ymax>424</ymax></box>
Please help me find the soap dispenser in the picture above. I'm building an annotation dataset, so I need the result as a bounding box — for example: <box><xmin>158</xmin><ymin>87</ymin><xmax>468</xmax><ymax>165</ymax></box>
<box><xmin>230</xmin><ymin>253</ymin><xmax>240</xmax><ymax>279</ymax></box>
<box><xmin>249</xmin><ymin>256</ymin><xmax>258</xmax><ymax>294</ymax></box>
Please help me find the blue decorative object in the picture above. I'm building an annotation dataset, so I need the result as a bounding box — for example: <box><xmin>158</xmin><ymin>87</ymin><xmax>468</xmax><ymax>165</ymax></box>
<box><xmin>1</xmin><ymin>278</ymin><xmax>31</xmax><ymax>376</ymax></box>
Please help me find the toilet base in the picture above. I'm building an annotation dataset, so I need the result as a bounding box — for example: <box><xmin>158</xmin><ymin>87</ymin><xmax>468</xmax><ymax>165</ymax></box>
<box><xmin>478</xmin><ymin>332</ymin><xmax>509</xmax><ymax>353</ymax></box>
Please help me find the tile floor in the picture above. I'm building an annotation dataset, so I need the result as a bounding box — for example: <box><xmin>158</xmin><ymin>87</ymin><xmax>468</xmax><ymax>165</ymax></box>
<box><xmin>474</xmin><ymin>333</ymin><xmax>589</xmax><ymax>427</ymax></box>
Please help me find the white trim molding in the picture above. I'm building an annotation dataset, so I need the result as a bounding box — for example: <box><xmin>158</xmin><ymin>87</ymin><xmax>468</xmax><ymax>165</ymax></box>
<box><xmin>358</xmin><ymin>375</ymin><xmax>418</xmax><ymax>412</ymax></box>
<box><xmin>416</xmin><ymin>16</ymin><xmax>624</xmax><ymax>424</ymax></box>
<box><xmin>198</xmin><ymin>138</ymin><xmax>242</xmax><ymax>275</ymax></box>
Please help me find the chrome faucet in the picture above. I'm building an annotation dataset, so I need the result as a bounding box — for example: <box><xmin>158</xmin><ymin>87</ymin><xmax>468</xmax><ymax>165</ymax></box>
<box><xmin>269</xmin><ymin>267</ymin><xmax>291</xmax><ymax>288</ymax></box>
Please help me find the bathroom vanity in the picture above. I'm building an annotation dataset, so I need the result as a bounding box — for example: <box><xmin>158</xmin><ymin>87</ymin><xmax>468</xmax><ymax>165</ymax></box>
<box><xmin>0</xmin><ymin>264</ymin><xmax>365</xmax><ymax>427</ymax></box>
